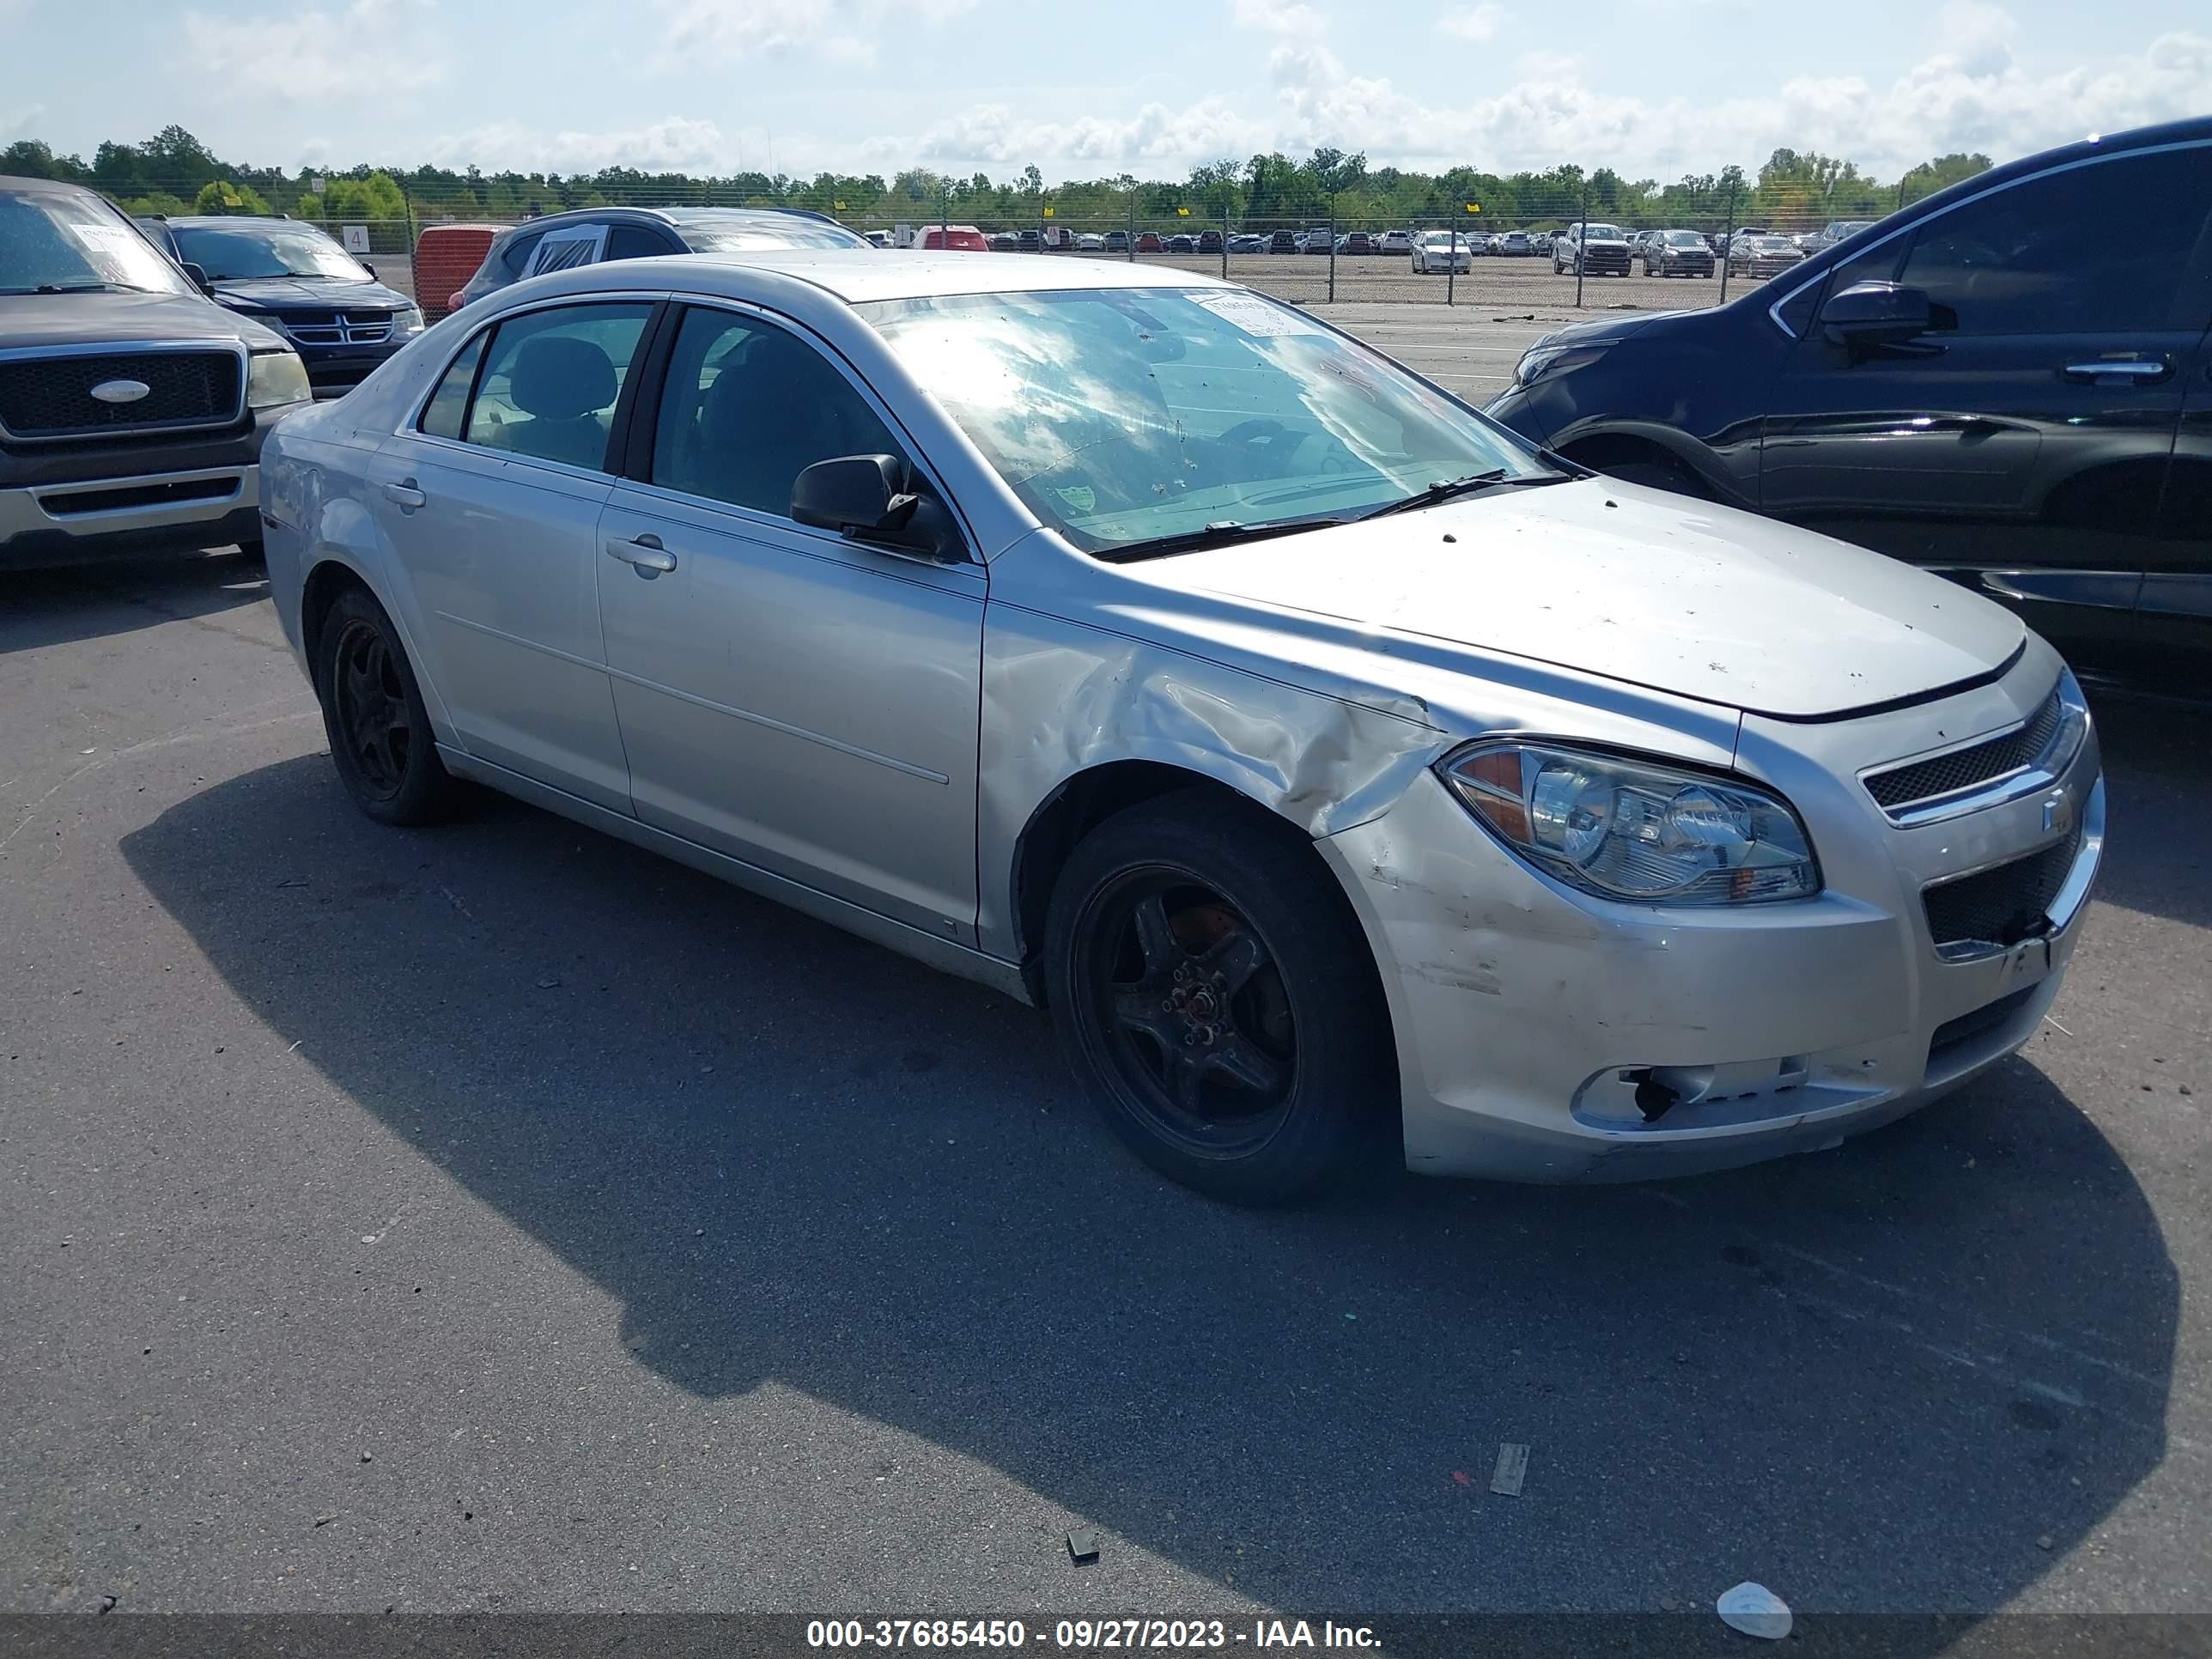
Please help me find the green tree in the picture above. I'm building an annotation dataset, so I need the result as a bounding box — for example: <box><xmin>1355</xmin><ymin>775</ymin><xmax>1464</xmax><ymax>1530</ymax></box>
<box><xmin>1895</xmin><ymin>152</ymin><xmax>1992</xmax><ymax>207</ymax></box>
<box><xmin>192</xmin><ymin>179</ymin><xmax>273</xmax><ymax>215</ymax></box>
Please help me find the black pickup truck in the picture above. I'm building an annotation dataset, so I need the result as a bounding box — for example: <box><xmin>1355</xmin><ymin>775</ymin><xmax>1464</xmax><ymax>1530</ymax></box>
<box><xmin>2</xmin><ymin>175</ymin><xmax>313</xmax><ymax>569</ymax></box>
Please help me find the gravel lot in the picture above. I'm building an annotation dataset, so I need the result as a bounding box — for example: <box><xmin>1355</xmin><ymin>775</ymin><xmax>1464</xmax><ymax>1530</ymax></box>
<box><xmin>3</xmin><ymin>307</ymin><xmax>2207</xmax><ymax>1632</ymax></box>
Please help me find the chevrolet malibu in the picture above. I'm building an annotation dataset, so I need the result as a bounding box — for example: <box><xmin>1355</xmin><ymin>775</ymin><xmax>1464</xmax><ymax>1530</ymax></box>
<box><xmin>258</xmin><ymin>253</ymin><xmax>2103</xmax><ymax>1204</ymax></box>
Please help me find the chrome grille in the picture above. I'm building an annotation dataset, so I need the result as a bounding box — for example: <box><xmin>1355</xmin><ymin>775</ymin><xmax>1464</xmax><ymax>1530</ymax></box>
<box><xmin>1923</xmin><ymin>817</ymin><xmax>2083</xmax><ymax>952</ymax></box>
<box><xmin>0</xmin><ymin>349</ymin><xmax>244</xmax><ymax>441</ymax></box>
<box><xmin>1866</xmin><ymin>689</ymin><xmax>2064</xmax><ymax>815</ymax></box>
<box><xmin>276</xmin><ymin>312</ymin><xmax>395</xmax><ymax>347</ymax></box>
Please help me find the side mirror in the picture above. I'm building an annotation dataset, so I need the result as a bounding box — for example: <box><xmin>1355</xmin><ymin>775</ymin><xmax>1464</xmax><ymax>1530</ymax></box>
<box><xmin>362</xmin><ymin>260</ymin><xmax>378</xmax><ymax>279</ymax></box>
<box><xmin>791</xmin><ymin>454</ymin><xmax>963</xmax><ymax>562</ymax></box>
<box><xmin>180</xmin><ymin>262</ymin><xmax>213</xmax><ymax>296</ymax></box>
<box><xmin>1821</xmin><ymin>281</ymin><xmax>1935</xmax><ymax>354</ymax></box>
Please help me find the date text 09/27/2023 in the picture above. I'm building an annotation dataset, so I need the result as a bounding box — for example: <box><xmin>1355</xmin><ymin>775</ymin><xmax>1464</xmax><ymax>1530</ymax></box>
<box><xmin>805</xmin><ymin>1618</ymin><xmax>1382</xmax><ymax>1650</ymax></box>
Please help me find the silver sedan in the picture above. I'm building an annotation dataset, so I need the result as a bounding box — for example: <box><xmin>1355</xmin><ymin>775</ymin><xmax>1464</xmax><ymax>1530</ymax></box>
<box><xmin>258</xmin><ymin>252</ymin><xmax>2102</xmax><ymax>1203</ymax></box>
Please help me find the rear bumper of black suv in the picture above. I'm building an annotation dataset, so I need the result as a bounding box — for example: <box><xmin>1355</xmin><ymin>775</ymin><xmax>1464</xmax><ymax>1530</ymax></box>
<box><xmin>0</xmin><ymin>406</ymin><xmax>296</xmax><ymax>568</ymax></box>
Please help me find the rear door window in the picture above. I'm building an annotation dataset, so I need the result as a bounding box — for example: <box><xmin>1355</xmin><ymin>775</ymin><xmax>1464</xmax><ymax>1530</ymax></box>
<box><xmin>526</xmin><ymin>225</ymin><xmax>610</xmax><ymax>278</ymax></box>
<box><xmin>459</xmin><ymin>302</ymin><xmax>654</xmax><ymax>472</ymax></box>
<box><xmin>605</xmin><ymin>222</ymin><xmax>677</xmax><ymax>262</ymax></box>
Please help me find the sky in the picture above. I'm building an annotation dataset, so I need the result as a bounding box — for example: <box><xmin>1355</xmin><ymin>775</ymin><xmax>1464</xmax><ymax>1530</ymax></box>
<box><xmin>2</xmin><ymin>0</ymin><xmax>2208</xmax><ymax>185</ymax></box>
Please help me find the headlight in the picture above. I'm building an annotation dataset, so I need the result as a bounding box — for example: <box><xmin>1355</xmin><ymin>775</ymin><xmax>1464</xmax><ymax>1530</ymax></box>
<box><xmin>1513</xmin><ymin>343</ymin><xmax>1608</xmax><ymax>386</ymax></box>
<box><xmin>395</xmin><ymin>305</ymin><xmax>425</xmax><ymax>334</ymax></box>
<box><xmin>1440</xmin><ymin>740</ymin><xmax>1820</xmax><ymax>905</ymax></box>
<box><xmin>246</xmin><ymin>349</ymin><xmax>312</xmax><ymax>409</ymax></box>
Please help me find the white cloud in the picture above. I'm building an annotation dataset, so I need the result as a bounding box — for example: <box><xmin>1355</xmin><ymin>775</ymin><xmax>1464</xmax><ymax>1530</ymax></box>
<box><xmin>866</xmin><ymin>98</ymin><xmax>1275</xmax><ymax>170</ymax></box>
<box><xmin>1437</xmin><ymin>4</ymin><xmax>1507</xmax><ymax>42</ymax></box>
<box><xmin>181</xmin><ymin>0</ymin><xmax>447</xmax><ymax>100</ymax></box>
<box><xmin>652</xmin><ymin>0</ymin><xmax>975</xmax><ymax>66</ymax></box>
<box><xmin>1231</xmin><ymin>0</ymin><xmax>1328</xmax><ymax>36</ymax></box>
<box><xmin>421</xmin><ymin>117</ymin><xmax>740</xmax><ymax>177</ymax></box>
<box><xmin>865</xmin><ymin>6</ymin><xmax>2209</xmax><ymax>185</ymax></box>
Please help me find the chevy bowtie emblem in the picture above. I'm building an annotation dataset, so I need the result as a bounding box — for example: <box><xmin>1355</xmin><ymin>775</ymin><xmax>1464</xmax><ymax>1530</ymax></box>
<box><xmin>2043</xmin><ymin>791</ymin><xmax>2073</xmax><ymax>836</ymax></box>
<box><xmin>89</xmin><ymin>379</ymin><xmax>153</xmax><ymax>404</ymax></box>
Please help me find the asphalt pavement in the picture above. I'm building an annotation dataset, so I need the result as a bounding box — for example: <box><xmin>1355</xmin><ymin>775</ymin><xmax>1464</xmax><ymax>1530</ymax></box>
<box><xmin>3</xmin><ymin>309</ymin><xmax>2208</xmax><ymax>1632</ymax></box>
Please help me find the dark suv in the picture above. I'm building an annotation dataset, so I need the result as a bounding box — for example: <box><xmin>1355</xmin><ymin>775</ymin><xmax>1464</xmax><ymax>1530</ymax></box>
<box><xmin>138</xmin><ymin>216</ymin><xmax>422</xmax><ymax>398</ymax></box>
<box><xmin>450</xmin><ymin>206</ymin><xmax>869</xmax><ymax>313</ymax></box>
<box><xmin>1485</xmin><ymin>117</ymin><xmax>2212</xmax><ymax>683</ymax></box>
<box><xmin>2</xmin><ymin>176</ymin><xmax>313</xmax><ymax>569</ymax></box>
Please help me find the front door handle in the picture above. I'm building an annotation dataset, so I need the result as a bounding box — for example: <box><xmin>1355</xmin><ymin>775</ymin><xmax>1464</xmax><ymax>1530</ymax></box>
<box><xmin>381</xmin><ymin>478</ymin><xmax>426</xmax><ymax>509</ymax></box>
<box><xmin>2061</xmin><ymin>357</ymin><xmax>2172</xmax><ymax>385</ymax></box>
<box><xmin>604</xmin><ymin>532</ymin><xmax>678</xmax><ymax>576</ymax></box>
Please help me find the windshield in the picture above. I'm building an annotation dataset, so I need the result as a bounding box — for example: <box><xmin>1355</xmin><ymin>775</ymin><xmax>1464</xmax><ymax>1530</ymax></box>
<box><xmin>681</xmin><ymin>221</ymin><xmax>872</xmax><ymax>252</ymax></box>
<box><xmin>172</xmin><ymin>222</ymin><xmax>367</xmax><ymax>281</ymax></box>
<box><xmin>0</xmin><ymin>190</ymin><xmax>194</xmax><ymax>295</ymax></box>
<box><xmin>1583</xmin><ymin>224</ymin><xmax>1624</xmax><ymax>240</ymax></box>
<box><xmin>1662</xmin><ymin>231</ymin><xmax>1706</xmax><ymax>246</ymax></box>
<box><xmin>861</xmin><ymin>286</ymin><xmax>1559</xmax><ymax>554</ymax></box>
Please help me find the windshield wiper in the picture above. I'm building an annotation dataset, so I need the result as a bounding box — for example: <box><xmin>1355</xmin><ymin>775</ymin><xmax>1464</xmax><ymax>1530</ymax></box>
<box><xmin>9</xmin><ymin>281</ymin><xmax>141</xmax><ymax>295</ymax></box>
<box><xmin>1092</xmin><ymin>515</ymin><xmax>1347</xmax><ymax>563</ymax></box>
<box><xmin>1355</xmin><ymin>469</ymin><xmax>1571</xmax><ymax>521</ymax></box>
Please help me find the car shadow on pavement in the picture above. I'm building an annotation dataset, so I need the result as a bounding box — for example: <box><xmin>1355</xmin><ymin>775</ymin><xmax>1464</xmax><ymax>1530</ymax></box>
<box><xmin>2078</xmin><ymin>690</ymin><xmax>2212</xmax><ymax>930</ymax></box>
<box><xmin>0</xmin><ymin>549</ymin><xmax>268</xmax><ymax>657</ymax></box>
<box><xmin>121</xmin><ymin>755</ymin><xmax>2179</xmax><ymax>1631</ymax></box>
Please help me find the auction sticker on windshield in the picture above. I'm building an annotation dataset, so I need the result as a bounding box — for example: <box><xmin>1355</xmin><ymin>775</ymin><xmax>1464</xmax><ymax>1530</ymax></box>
<box><xmin>1192</xmin><ymin>293</ymin><xmax>1324</xmax><ymax>337</ymax></box>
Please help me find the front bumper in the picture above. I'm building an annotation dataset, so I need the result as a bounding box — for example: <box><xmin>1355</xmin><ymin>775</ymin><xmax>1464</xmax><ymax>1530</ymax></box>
<box><xmin>0</xmin><ymin>463</ymin><xmax>260</xmax><ymax>564</ymax></box>
<box><xmin>1318</xmin><ymin>654</ymin><xmax>2102</xmax><ymax>1182</ymax></box>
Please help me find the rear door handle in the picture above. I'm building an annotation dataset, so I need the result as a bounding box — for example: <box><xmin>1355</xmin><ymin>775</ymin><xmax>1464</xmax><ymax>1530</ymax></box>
<box><xmin>604</xmin><ymin>532</ymin><xmax>678</xmax><ymax>576</ymax></box>
<box><xmin>2061</xmin><ymin>357</ymin><xmax>2172</xmax><ymax>385</ymax></box>
<box><xmin>381</xmin><ymin>478</ymin><xmax>426</xmax><ymax>509</ymax></box>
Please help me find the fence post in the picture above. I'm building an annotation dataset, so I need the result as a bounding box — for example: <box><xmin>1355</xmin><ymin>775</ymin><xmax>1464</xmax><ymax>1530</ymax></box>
<box><xmin>1445</xmin><ymin>218</ymin><xmax>1455</xmax><ymax>307</ymax></box>
<box><xmin>1036</xmin><ymin>198</ymin><xmax>1045</xmax><ymax>252</ymax></box>
<box><xmin>940</xmin><ymin>188</ymin><xmax>949</xmax><ymax>251</ymax></box>
<box><xmin>403</xmin><ymin>196</ymin><xmax>418</xmax><ymax>274</ymax></box>
<box><xmin>1328</xmin><ymin>202</ymin><xmax>1337</xmax><ymax>304</ymax></box>
<box><xmin>1220</xmin><ymin>199</ymin><xmax>1231</xmax><ymax>280</ymax></box>
<box><xmin>1127</xmin><ymin>192</ymin><xmax>1135</xmax><ymax>262</ymax></box>
<box><xmin>1717</xmin><ymin>178</ymin><xmax>1740</xmax><ymax>304</ymax></box>
<box><xmin>1574</xmin><ymin>176</ymin><xmax>1590</xmax><ymax>309</ymax></box>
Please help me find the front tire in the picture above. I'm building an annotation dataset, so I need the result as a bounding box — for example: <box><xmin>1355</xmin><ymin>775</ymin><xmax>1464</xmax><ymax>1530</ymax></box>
<box><xmin>1042</xmin><ymin>794</ymin><xmax>1394</xmax><ymax>1205</ymax></box>
<box><xmin>314</xmin><ymin>586</ymin><xmax>458</xmax><ymax>826</ymax></box>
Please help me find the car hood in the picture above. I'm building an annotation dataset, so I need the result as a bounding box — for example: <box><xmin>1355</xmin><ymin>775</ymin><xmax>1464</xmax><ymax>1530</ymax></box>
<box><xmin>0</xmin><ymin>288</ymin><xmax>287</xmax><ymax>352</ymax></box>
<box><xmin>1533</xmin><ymin>308</ymin><xmax>1697</xmax><ymax>349</ymax></box>
<box><xmin>212</xmin><ymin>276</ymin><xmax>413</xmax><ymax>313</ymax></box>
<box><xmin>1118</xmin><ymin>479</ymin><xmax>2025</xmax><ymax>720</ymax></box>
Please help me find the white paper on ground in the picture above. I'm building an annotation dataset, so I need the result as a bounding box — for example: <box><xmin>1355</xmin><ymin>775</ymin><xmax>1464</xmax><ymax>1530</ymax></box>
<box><xmin>1717</xmin><ymin>1582</ymin><xmax>1792</xmax><ymax>1640</ymax></box>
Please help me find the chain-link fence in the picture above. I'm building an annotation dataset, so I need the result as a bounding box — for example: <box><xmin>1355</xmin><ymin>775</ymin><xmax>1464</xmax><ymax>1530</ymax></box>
<box><xmin>154</xmin><ymin>171</ymin><xmax>1887</xmax><ymax>317</ymax></box>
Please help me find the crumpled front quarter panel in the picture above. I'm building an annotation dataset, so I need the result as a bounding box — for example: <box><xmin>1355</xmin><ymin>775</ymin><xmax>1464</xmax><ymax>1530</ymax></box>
<box><xmin>975</xmin><ymin>547</ymin><xmax>1449</xmax><ymax>960</ymax></box>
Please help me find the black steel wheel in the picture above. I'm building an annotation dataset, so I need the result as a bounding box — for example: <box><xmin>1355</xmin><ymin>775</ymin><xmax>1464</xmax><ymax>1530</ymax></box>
<box><xmin>1043</xmin><ymin>792</ymin><xmax>1395</xmax><ymax>1204</ymax></box>
<box><xmin>314</xmin><ymin>586</ymin><xmax>457</xmax><ymax>826</ymax></box>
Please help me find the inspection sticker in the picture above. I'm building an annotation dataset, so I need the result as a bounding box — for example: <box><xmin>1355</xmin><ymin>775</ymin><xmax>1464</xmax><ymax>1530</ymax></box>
<box><xmin>1192</xmin><ymin>293</ymin><xmax>1325</xmax><ymax>337</ymax></box>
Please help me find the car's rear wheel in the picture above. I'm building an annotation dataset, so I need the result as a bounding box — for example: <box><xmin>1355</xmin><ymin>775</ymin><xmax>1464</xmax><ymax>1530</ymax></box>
<box><xmin>314</xmin><ymin>586</ymin><xmax>458</xmax><ymax>826</ymax></box>
<box><xmin>1042</xmin><ymin>794</ymin><xmax>1394</xmax><ymax>1205</ymax></box>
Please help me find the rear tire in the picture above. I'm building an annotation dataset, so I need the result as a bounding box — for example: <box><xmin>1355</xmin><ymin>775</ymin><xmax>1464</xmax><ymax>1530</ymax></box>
<box><xmin>313</xmin><ymin>586</ymin><xmax>459</xmax><ymax>827</ymax></box>
<box><xmin>1042</xmin><ymin>793</ymin><xmax>1395</xmax><ymax>1205</ymax></box>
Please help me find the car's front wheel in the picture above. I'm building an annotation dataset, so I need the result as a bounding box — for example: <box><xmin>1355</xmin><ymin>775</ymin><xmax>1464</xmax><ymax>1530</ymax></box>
<box><xmin>314</xmin><ymin>586</ymin><xmax>458</xmax><ymax>826</ymax></box>
<box><xmin>1042</xmin><ymin>794</ymin><xmax>1394</xmax><ymax>1205</ymax></box>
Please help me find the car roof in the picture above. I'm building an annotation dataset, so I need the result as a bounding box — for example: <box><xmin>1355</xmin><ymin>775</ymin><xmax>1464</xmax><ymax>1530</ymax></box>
<box><xmin>166</xmin><ymin>216</ymin><xmax>329</xmax><ymax>231</ymax></box>
<box><xmin>538</xmin><ymin>249</ymin><xmax>1236</xmax><ymax>306</ymax></box>
<box><xmin>0</xmin><ymin>173</ymin><xmax>110</xmax><ymax>200</ymax></box>
<box><xmin>495</xmin><ymin>204</ymin><xmax>847</xmax><ymax>236</ymax></box>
